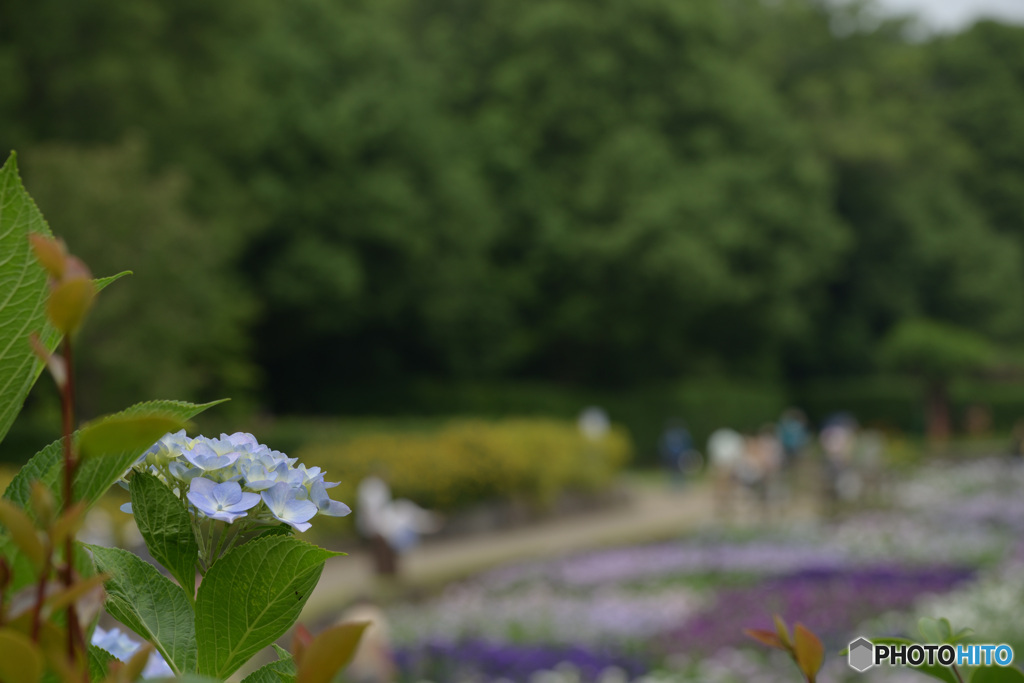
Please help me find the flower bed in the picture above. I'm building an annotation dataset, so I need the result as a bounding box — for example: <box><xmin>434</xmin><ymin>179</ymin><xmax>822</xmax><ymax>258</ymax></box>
<box><xmin>384</xmin><ymin>457</ymin><xmax>1024</xmax><ymax>683</ymax></box>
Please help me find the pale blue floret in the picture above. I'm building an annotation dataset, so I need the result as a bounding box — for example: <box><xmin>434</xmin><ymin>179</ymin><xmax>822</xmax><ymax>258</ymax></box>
<box><xmin>309</xmin><ymin>476</ymin><xmax>352</xmax><ymax>517</ymax></box>
<box><xmin>168</xmin><ymin>460</ymin><xmax>202</xmax><ymax>483</ymax></box>
<box><xmin>187</xmin><ymin>477</ymin><xmax>260</xmax><ymax>523</ymax></box>
<box><xmin>182</xmin><ymin>441</ymin><xmax>241</xmax><ymax>472</ymax></box>
<box><xmin>261</xmin><ymin>481</ymin><xmax>318</xmax><ymax>532</ymax></box>
<box><xmin>222</xmin><ymin>431</ymin><xmax>258</xmax><ymax>448</ymax></box>
<box><xmin>238</xmin><ymin>459</ymin><xmax>288</xmax><ymax>491</ymax></box>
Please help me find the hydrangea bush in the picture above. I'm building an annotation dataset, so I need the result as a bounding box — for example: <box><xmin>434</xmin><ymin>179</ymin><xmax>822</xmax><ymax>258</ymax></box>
<box><xmin>0</xmin><ymin>152</ymin><xmax>365</xmax><ymax>682</ymax></box>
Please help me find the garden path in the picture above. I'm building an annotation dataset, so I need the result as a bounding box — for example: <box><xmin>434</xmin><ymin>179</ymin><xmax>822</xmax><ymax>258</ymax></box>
<box><xmin>302</xmin><ymin>475</ymin><xmax>822</xmax><ymax>622</ymax></box>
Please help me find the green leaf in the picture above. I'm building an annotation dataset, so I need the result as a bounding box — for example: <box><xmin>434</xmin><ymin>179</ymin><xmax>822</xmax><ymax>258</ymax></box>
<box><xmin>919</xmin><ymin>618</ymin><xmax>943</xmax><ymax>645</ymax></box>
<box><xmin>0</xmin><ymin>152</ymin><xmax>59</xmax><ymax>450</ymax></box>
<box><xmin>195</xmin><ymin>535</ymin><xmax>340</xmax><ymax>678</ymax></box>
<box><xmin>2</xmin><ymin>399</ymin><xmax>227</xmax><ymax>517</ymax></box>
<box><xmin>130</xmin><ymin>470</ymin><xmax>198</xmax><ymax>597</ymax></box>
<box><xmin>88</xmin><ymin>644</ymin><xmax>117</xmax><ymax>681</ymax></box>
<box><xmin>971</xmin><ymin>667</ymin><xmax>1024</xmax><ymax>683</ymax></box>
<box><xmin>952</xmin><ymin>627</ymin><xmax>976</xmax><ymax>644</ymax></box>
<box><xmin>94</xmin><ymin>270</ymin><xmax>131</xmax><ymax>291</ymax></box>
<box><xmin>242</xmin><ymin>651</ymin><xmax>297</xmax><ymax>683</ymax></box>
<box><xmin>79</xmin><ymin>413</ymin><xmax>187</xmax><ymax>462</ymax></box>
<box><xmin>0</xmin><ymin>155</ymin><xmax>129</xmax><ymax>452</ymax></box>
<box><xmin>87</xmin><ymin>544</ymin><xmax>196</xmax><ymax>675</ymax></box>
<box><xmin>870</xmin><ymin>638</ymin><xmax>959</xmax><ymax>683</ymax></box>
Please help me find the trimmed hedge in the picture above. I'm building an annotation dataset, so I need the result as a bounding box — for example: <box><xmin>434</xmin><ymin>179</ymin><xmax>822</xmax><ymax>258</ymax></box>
<box><xmin>294</xmin><ymin>379</ymin><xmax>789</xmax><ymax>466</ymax></box>
<box><xmin>296</xmin><ymin>418</ymin><xmax>632</xmax><ymax>512</ymax></box>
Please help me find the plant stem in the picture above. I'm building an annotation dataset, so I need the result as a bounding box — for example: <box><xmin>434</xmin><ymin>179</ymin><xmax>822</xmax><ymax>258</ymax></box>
<box><xmin>952</xmin><ymin>664</ymin><xmax>965</xmax><ymax>683</ymax></box>
<box><xmin>61</xmin><ymin>338</ymin><xmax>75</xmax><ymax>519</ymax></box>
<box><xmin>58</xmin><ymin>336</ymin><xmax>87</xmax><ymax>679</ymax></box>
<box><xmin>29</xmin><ymin>550</ymin><xmax>51</xmax><ymax>642</ymax></box>
<box><xmin>218</xmin><ymin>518</ymin><xmax>250</xmax><ymax>559</ymax></box>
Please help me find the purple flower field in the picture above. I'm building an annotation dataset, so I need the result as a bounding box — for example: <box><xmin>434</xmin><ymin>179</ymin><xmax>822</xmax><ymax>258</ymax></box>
<box><xmin>397</xmin><ymin>639</ymin><xmax>649</xmax><ymax>683</ymax></box>
<box><xmin>386</xmin><ymin>458</ymin><xmax>1024</xmax><ymax>683</ymax></box>
<box><xmin>662</xmin><ymin>564</ymin><xmax>974</xmax><ymax>654</ymax></box>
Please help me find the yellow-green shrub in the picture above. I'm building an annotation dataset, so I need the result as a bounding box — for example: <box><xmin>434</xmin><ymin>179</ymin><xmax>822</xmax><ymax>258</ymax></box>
<box><xmin>296</xmin><ymin>418</ymin><xmax>632</xmax><ymax>513</ymax></box>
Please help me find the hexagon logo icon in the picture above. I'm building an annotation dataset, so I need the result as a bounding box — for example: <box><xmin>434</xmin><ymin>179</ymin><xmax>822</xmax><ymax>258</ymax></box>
<box><xmin>848</xmin><ymin>637</ymin><xmax>875</xmax><ymax>672</ymax></box>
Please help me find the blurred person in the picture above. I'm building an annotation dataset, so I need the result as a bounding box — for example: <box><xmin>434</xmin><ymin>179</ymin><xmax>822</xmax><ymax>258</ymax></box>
<box><xmin>819</xmin><ymin>412</ymin><xmax>860</xmax><ymax>511</ymax></box>
<box><xmin>776</xmin><ymin>408</ymin><xmax>810</xmax><ymax>469</ymax></box>
<box><xmin>735</xmin><ymin>424</ymin><xmax>783</xmax><ymax>515</ymax></box>
<box><xmin>659</xmin><ymin>418</ymin><xmax>696</xmax><ymax>489</ymax></box>
<box><xmin>856</xmin><ymin>428</ymin><xmax>887</xmax><ymax>503</ymax></box>
<box><xmin>707</xmin><ymin>427</ymin><xmax>745</xmax><ymax>519</ymax></box>
<box><xmin>356</xmin><ymin>475</ymin><xmax>443</xmax><ymax>577</ymax></box>
<box><xmin>577</xmin><ymin>406</ymin><xmax>610</xmax><ymax>441</ymax></box>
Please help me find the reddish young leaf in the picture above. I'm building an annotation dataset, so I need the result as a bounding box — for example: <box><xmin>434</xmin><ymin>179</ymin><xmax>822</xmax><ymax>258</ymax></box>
<box><xmin>0</xmin><ymin>628</ymin><xmax>44</xmax><ymax>683</ymax></box>
<box><xmin>0</xmin><ymin>499</ymin><xmax>45</xmax><ymax>572</ymax></box>
<box><xmin>296</xmin><ymin>621</ymin><xmax>369</xmax><ymax>683</ymax></box>
<box><xmin>46</xmin><ymin>277</ymin><xmax>96</xmax><ymax>335</ymax></box>
<box><xmin>28</xmin><ymin>234</ymin><xmax>66</xmax><ymax>279</ymax></box>
<box><xmin>793</xmin><ymin>622</ymin><xmax>825</xmax><ymax>682</ymax></box>
<box><xmin>774</xmin><ymin>614</ymin><xmax>793</xmax><ymax>648</ymax></box>
<box><xmin>744</xmin><ymin>628</ymin><xmax>786</xmax><ymax>650</ymax></box>
<box><xmin>292</xmin><ymin>622</ymin><xmax>313</xmax><ymax>667</ymax></box>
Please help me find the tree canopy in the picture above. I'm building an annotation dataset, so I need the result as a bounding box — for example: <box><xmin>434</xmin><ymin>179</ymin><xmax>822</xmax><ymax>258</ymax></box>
<box><xmin>2</xmin><ymin>0</ymin><xmax>1023</xmax><ymax>415</ymax></box>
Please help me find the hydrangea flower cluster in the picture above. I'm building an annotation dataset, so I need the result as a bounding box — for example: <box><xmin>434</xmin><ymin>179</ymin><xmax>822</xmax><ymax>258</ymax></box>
<box><xmin>122</xmin><ymin>431</ymin><xmax>351</xmax><ymax>533</ymax></box>
<box><xmin>91</xmin><ymin>626</ymin><xmax>174</xmax><ymax>678</ymax></box>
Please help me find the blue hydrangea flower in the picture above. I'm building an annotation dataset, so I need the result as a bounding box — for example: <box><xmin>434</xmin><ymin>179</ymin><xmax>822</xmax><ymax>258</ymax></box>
<box><xmin>261</xmin><ymin>482</ymin><xmax>318</xmax><ymax>532</ymax></box>
<box><xmin>91</xmin><ymin>626</ymin><xmax>175</xmax><ymax>679</ymax></box>
<box><xmin>187</xmin><ymin>477</ymin><xmax>260</xmax><ymax>523</ymax></box>
<box><xmin>123</xmin><ymin>431</ymin><xmax>350</xmax><ymax>532</ymax></box>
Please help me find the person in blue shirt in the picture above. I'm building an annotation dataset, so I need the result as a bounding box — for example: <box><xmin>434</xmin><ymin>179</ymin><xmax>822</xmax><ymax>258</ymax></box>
<box><xmin>777</xmin><ymin>408</ymin><xmax>809</xmax><ymax>469</ymax></box>
<box><xmin>660</xmin><ymin>418</ymin><xmax>695</xmax><ymax>488</ymax></box>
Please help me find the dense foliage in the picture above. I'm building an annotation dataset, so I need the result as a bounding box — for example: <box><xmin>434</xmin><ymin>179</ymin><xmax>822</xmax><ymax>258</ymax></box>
<box><xmin>2</xmin><ymin>0</ymin><xmax>1023</xmax><ymax>421</ymax></box>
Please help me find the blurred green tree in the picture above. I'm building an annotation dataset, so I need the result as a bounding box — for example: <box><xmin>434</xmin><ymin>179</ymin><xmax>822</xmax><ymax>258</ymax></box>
<box><xmin>21</xmin><ymin>139</ymin><xmax>256</xmax><ymax>416</ymax></box>
<box><xmin>3</xmin><ymin>0</ymin><xmax>1024</xmax><ymax>424</ymax></box>
<box><xmin>927</xmin><ymin>22</ymin><xmax>1024</xmax><ymax>240</ymax></box>
<box><xmin>880</xmin><ymin>318</ymin><xmax>1001</xmax><ymax>441</ymax></box>
<box><xmin>736</xmin><ymin>1</ymin><xmax>1024</xmax><ymax>381</ymax></box>
<box><xmin>404</xmin><ymin>0</ymin><xmax>847</xmax><ymax>386</ymax></box>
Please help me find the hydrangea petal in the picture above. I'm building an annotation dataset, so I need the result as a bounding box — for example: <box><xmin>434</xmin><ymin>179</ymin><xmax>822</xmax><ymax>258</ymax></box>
<box><xmin>187</xmin><ymin>477</ymin><xmax>259</xmax><ymax>523</ymax></box>
<box><xmin>261</xmin><ymin>482</ymin><xmax>318</xmax><ymax>531</ymax></box>
<box><xmin>309</xmin><ymin>477</ymin><xmax>352</xmax><ymax>517</ymax></box>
